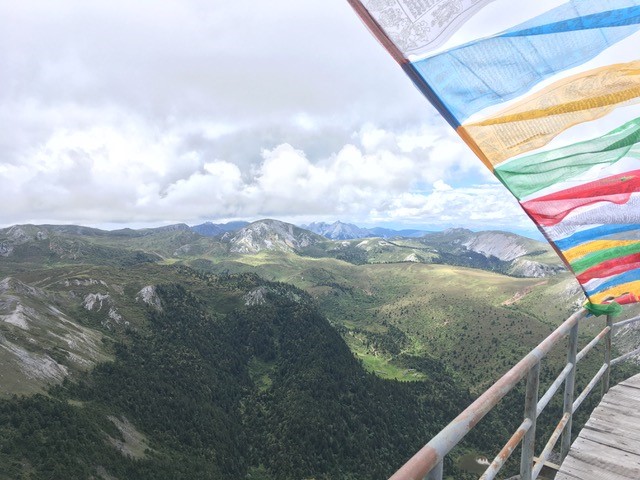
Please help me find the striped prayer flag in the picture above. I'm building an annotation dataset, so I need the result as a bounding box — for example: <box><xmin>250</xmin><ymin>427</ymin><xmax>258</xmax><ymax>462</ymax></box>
<box><xmin>348</xmin><ymin>0</ymin><xmax>640</xmax><ymax>310</ymax></box>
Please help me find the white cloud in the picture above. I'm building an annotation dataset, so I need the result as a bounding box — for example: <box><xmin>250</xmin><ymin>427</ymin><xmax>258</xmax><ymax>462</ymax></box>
<box><xmin>0</xmin><ymin>113</ymin><xmax>536</xmax><ymax>232</ymax></box>
<box><xmin>0</xmin><ymin>0</ymin><xmax>536</xmax><ymax>234</ymax></box>
<box><xmin>370</xmin><ymin>183</ymin><xmax>531</xmax><ymax>230</ymax></box>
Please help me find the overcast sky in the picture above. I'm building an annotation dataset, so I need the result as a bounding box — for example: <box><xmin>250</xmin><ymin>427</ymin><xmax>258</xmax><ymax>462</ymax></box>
<box><xmin>0</xmin><ymin>0</ymin><xmax>536</xmax><ymax>234</ymax></box>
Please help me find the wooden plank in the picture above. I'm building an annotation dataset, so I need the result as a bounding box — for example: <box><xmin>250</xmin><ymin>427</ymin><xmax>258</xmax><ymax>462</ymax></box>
<box><xmin>579</xmin><ymin>427</ymin><xmax>640</xmax><ymax>456</ymax></box>
<box><xmin>593</xmin><ymin>398</ymin><xmax>640</xmax><ymax>419</ymax></box>
<box><xmin>589</xmin><ymin>406</ymin><xmax>640</xmax><ymax>430</ymax></box>
<box><xmin>558</xmin><ymin>454</ymin><xmax>630</xmax><ymax>480</ymax></box>
<box><xmin>533</xmin><ymin>456</ymin><xmax>561</xmax><ymax>471</ymax></box>
<box><xmin>601</xmin><ymin>386</ymin><xmax>640</xmax><ymax>404</ymax></box>
<box><xmin>557</xmin><ymin>453</ymin><xmax>638</xmax><ymax>480</ymax></box>
<box><xmin>616</xmin><ymin>381</ymin><xmax>640</xmax><ymax>393</ymax></box>
<box><xmin>589</xmin><ymin>403</ymin><xmax>640</xmax><ymax>426</ymax></box>
<box><xmin>620</xmin><ymin>375</ymin><xmax>640</xmax><ymax>389</ymax></box>
<box><xmin>557</xmin><ymin>373</ymin><xmax>640</xmax><ymax>480</ymax></box>
<box><xmin>554</xmin><ymin>469</ymin><xmax>583</xmax><ymax>480</ymax></box>
<box><xmin>584</xmin><ymin>415</ymin><xmax>640</xmax><ymax>444</ymax></box>
<box><xmin>568</xmin><ymin>437</ymin><xmax>640</xmax><ymax>477</ymax></box>
<box><xmin>571</xmin><ymin>436</ymin><xmax>640</xmax><ymax>468</ymax></box>
<box><xmin>600</xmin><ymin>385</ymin><xmax>640</xmax><ymax>403</ymax></box>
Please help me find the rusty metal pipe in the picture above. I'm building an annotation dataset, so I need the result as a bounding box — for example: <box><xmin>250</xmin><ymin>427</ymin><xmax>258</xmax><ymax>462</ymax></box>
<box><xmin>560</xmin><ymin>321</ymin><xmax>579</xmax><ymax>460</ymax></box>
<box><xmin>613</xmin><ymin>314</ymin><xmax>640</xmax><ymax>330</ymax></box>
<box><xmin>479</xmin><ymin>419</ymin><xmax>531</xmax><ymax>480</ymax></box>
<box><xmin>602</xmin><ymin>315</ymin><xmax>613</xmax><ymax>397</ymax></box>
<box><xmin>520</xmin><ymin>362</ymin><xmax>540</xmax><ymax>480</ymax></box>
<box><xmin>612</xmin><ymin>345</ymin><xmax>640</xmax><ymax>366</ymax></box>
<box><xmin>537</xmin><ymin>362</ymin><xmax>573</xmax><ymax>417</ymax></box>
<box><xmin>531</xmin><ymin>412</ymin><xmax>571</xmax><ymax>479</ymax></box>
<box><xmin>572</xmin><ymin>363</ymin><xmax>609</xmax><ymax>413</ymax></box>
<box><xmin>576</xmin><ymin>326</ymin><xmax>610</xmax><ymax>363</ymax></box>
<box><xmin>389</xmin><ymin>308</ymin><xmax>587</xmax><ymax>480</ymax></box>
<box><xmin>425</xmin><ymin>461</ymin><xmax>442</xmax><ymax>480</ymax></box>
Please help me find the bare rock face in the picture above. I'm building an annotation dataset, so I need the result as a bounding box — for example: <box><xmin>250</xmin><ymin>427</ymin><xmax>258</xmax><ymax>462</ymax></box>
<box><xmin>0</xmin><ymin>276</ymin><xmax>111</xmax><ymax>395</ymax></box>
<box><xmin>244</xmin><ymin>286</ymin><xmax>269</xmax><ymax>306</ymax></box>
<box><xmin>82</xmin><ymin>292</ymin><xmax>126</xmax><ymax>328</ymax></box>
<box><xmin>226</xmin><ymin>219</ymin><xmax>324</xmax><ymax>254</ymax></box>
<box><xmin>509</xmin><ymin>259</ymin><xmax>566</xmax><ymax>278</ymax></box>
<box><xmin>6</xmin><ymin>226</ymin><xmax>30</xmax><ymax>242</ymax></box>
<box><xmin>243</xmin><ymin>284</ymin><xmax>302</xmax><ymax>307</ymax></box>
<box><xmin>83</xmin><ymin>293</ymin><xmax>111</xmax><ymax>311</ymax></box>
<box><xmin>0</xmin><ymin>242</ymin><xmax>13</xmax><ymax>257</ymax></box>
<box><xmin>462</xmin><ymin>232</ymin><xmax>531</xmax><ymax>262</ymax></box>
<box><xmin>0</xmin><ymin>226</ymin><xmax>50</xmax><ymax>257</ymax></box>
<box><xmin>136</xmin><ymin>286</ymin><xmax>162</xmax><ymax>311</ymax></box>
<box><xmin>62</xmin><ymin>278</ymin><xmax>107</xmax><ymax>287</ymax></box>
<box><xmin>403</xmin><ymin>253</ymin><xmax>422</xmax><ymax>263</ymax></box>
<box><xmin>0</xmin><ymin>277</ymin><xmax>45</xmax><ymax>298</ymax></box>
<box><xmin>304</xmin><ymin>221</ymin><xmax>370</xmax><ymax>240</ymax></box>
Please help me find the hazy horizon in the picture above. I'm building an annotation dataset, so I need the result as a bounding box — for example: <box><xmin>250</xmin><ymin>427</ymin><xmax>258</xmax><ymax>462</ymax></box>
<box><xmin>0</xmin><ymin>217</ymin><xmax>546</xmax><ymax>241</ymax></box>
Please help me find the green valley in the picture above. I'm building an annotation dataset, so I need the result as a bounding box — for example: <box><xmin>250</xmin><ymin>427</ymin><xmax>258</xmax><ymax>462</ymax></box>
<box><xmin>1</xmin><ymin>220</ymin><xmax>639</xmax><ymax>479</ymax></box>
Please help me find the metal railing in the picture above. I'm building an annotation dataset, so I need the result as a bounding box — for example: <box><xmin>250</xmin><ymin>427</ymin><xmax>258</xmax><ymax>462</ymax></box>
<box><xmin>390</xmin><ymin>307</ymin><xmax>640</xmax><ymax>480</ymax></box>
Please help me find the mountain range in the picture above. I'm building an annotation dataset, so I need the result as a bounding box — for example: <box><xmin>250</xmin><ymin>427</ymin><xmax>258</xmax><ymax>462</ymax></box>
<box><xmin>1</xmin><ymin>219</ymin><xmax>563</xmax><ymax>278</ymax></box>
<box><xmin>191</xmin><ymin>219</ymin><xmax>429</xmax><ymax>240</ymax></box>
<box><xmin>1</xmin><ymin>218</ymin><xmax>638</xmax><ymax>479</ymax></box>
<box><xmin>301</xmin><ymin>221</ymin><xmax>429</xmax><ymax>240</ymax></box>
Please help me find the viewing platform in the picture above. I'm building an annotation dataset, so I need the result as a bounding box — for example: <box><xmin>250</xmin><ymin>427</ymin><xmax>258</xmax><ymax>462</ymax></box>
<box><xmin>388</xmin><ymin>308</ymin><xmax>640</xmax><ymax>480</ymax></box>
<box><xmin>556</xmin><ymin>373</ymin><xmax>640</xmax><ymax>480</ymax></box>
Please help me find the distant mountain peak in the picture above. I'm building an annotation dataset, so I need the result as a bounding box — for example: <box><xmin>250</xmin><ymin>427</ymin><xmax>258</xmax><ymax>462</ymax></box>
<box><xmin>225</xmin><ymin>219</ymin><xmax>325</xmax><ymax>254</ymax></box>
<box><xmin>462</xmin><ymin>231</ymin><xmax>536</xmax><ymax>262</ymax></box>
<box><xmin>443</xmin><ymin>227</ymin><xmax>473</xmax><ymax>235</ymax></box>
<box><xmin>191</xmin><ymin>220</ymin><xmax>249</xmax><ymax>237</ymax></box>
<box><xmin>303</xmin><ymin>221</ymin><xmax>429</xmax><ymax>240</ymax></box>
<box><xmin>303</xmin><ymin>221</ymin><xmax>369</xmax><ymax>240</ymax></box>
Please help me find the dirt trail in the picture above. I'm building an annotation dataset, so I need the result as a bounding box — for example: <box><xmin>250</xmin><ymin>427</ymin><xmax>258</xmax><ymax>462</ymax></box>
<box><xmin>502</xmin><ymin>281</ymin><xmax>548</xmax><ymax>305</ymax></box>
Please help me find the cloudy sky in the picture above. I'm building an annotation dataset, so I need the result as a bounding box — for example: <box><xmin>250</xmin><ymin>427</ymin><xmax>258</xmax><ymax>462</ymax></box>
<box><xmin>0</xmin><ymin>0</ymin><xmax>536</xmax><ymax>234</ymax></box>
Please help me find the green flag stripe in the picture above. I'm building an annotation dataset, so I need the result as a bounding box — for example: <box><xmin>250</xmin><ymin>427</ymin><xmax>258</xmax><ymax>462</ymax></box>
<box><xmin>495</xmin><ymin>117</ymin><xmax>640</xmax><ymax>199</ymax></box>
<box><xmin>571</xmin><ymin>242</ymin><xmax>640</xmax><ymax>273</ymax></box>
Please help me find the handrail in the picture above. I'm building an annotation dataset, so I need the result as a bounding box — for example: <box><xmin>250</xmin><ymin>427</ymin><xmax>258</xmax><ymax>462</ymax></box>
<box><xmin>613</xmin><ymin>314</ymin><xmax>640</xmax><ymax>330</ymax></box>
<box><xmin>389</xmin><ymin>306</ymin><xmax>639</xmax><ymax>480</ymax></box>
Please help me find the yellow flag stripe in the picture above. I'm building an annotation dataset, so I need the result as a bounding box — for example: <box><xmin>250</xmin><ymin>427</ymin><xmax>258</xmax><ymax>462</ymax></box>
<box><xmin>460</xmin><ymin>61</ymin><xmax>640</xmax><ymax>166</ymax></box>
<box><xmin>589</xmin><ymin>280</ymin><xmax>640</xmax><ymax>304</ymax></box>
<box><xmin>564</xmin><ymin>240</ymin><xmax>639</xmax><ymax>263</ymax></box>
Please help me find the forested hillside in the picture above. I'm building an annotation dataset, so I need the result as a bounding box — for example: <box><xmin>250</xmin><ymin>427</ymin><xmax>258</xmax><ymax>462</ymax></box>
<box><xmin>0</xmin><ymin>268</ymin><xmax>512</xmax><ymax>479</ymax></box>
<box><xmin>1</xmin><ymin>224</ymin><xmax>639</xmax><ymax>479</ymax></box>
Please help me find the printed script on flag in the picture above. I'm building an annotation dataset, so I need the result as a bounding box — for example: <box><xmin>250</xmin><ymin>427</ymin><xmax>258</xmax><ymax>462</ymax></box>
<box><xmin>349</xmin><ymin>0</ymin><xmax>640</xmax><ymax>309</ymax></box>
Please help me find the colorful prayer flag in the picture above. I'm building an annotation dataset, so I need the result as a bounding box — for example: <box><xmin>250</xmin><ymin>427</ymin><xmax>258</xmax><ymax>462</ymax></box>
<box><xmin>348</xmin><ymin>0</ymin><xmax>640</xmax><ymax>307</ymax></box>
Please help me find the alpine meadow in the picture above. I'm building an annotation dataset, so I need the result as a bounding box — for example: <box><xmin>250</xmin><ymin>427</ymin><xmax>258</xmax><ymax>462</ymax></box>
<box><xmin>1</xmin><ymin>221</ymin><xmax>639</xmax><ymax>478</ymax></box>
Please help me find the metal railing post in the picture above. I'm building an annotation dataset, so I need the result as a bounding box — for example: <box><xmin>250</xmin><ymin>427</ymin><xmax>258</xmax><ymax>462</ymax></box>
<box><xmin>560</xmin><ymin>321</ymin><xmax>579</xmax><ymax>459</ymax></box>
<box><xmin>388</xmin><ymin>309</ymin><xmax>588</xmax><ymax>480</ymax></box>
<box><xmin>425</xmin><ymin>461</ymin><xmax>443</xmax><ymax>480</ymax></box>
<box><xmin>602</xmin><ymin>314</ymin><xmax>613</xmax><ymax>397</ymax></box>
<box><xmin>520</xmin><ymin>361</ymin><xmax>540</xmax><ymax>480</ymax></box>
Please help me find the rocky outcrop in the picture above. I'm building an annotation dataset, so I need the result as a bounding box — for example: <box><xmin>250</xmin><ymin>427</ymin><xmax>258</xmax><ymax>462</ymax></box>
<box><xmin>463</xmin><ymin>232</ymin><xmax>535</xmax><ymax>262</ymax></box>
<box><xmin>403</xmin><ymin>253</ymin><xmax>422</xmax><ymax>263</ymax></box>
<box><xmin>0</xmin><ymin>276</ymin><xmax>111</xmax><ymax>394</ymax></box>
<box><xmin>244</xmin><ymin>286</ymin><xmax>269</xmax><ymax>306</ymax></box>
<box><xmin>136</xmin><ymin>286</ymin><xmax>162</xmax><ymax>311</ymax></box>
<box><xmin>83</xmin><ymin>293</ymin><xmax>111</xmax><ymax>311</ymax></box>
<box><xmin>225</xmin><ymin>219</ymin><xmax>324</xmax><ymax>254</ymax></box>
<box><xmin>509</xmin><ymin>259</ymin><xmax>566</xmax><ymax>278</ymax></box>
<box><xmin>304</xmin><ymin>221</ymin><xmax>370</xmax><ymax>240</ymax></box>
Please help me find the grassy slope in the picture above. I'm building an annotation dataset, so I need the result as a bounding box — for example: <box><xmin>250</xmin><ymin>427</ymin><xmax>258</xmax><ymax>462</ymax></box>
<box><xmin>181</xmin><ymin>251</ymin><xmax>607</xmax><ymax>391</ymax></box>
<box><xmin>0</xmin><ymin>271</ymin><xmax>487</xmax><ymax>480</ymax></box>
<box><xmin>3</xmin><ymin>225</ymin><xmax>633</xmax><ymax>394</ymax></box>
<box><xmin>3</xmin><ymin>227</ymin><xmax>640</xmax><ymax>478</ymax></box>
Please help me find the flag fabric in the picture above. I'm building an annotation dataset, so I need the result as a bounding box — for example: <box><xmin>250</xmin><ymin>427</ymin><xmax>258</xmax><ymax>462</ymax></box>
<box><xmin>348</xmin><ymin>0</ymin><xmax>640</xmax><ymax>309</ymax></box>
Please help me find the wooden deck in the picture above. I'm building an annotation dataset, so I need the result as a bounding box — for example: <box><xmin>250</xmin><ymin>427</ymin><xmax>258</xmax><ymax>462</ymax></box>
<box><xmin>556</xmin><ymin>373</ymin><xmax>640</xmax><ymax>480</ymax></box>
